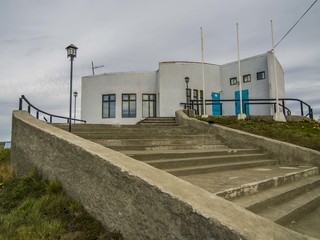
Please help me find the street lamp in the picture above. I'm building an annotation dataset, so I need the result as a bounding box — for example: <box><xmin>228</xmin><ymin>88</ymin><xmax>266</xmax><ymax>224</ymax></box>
<box><xmin>185</xmin><ymin>76</ymin><xmax>190</xmax><ymax>109</ymax></box>
<box><xmin>73</xmin><ymin>91</ymin><xmax>78</xmax><ymax>123</ymax></box>
<box><xmin>66</xmin><ymin>44</ymin><xmax>78</xmax><ymax>132</ymax></box>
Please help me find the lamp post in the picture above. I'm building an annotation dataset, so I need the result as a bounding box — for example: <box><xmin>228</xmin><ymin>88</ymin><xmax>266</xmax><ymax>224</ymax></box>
<box><xmin>73</xmin><ymin>91</ymin><xmax>78</xmax><ymax>123</ymax></box>
<box><xmin>66</xmin><ymin>44</ymin><xmax>78</xmax><ymax>132</ymax></box>
<box><xmin>185</xmin><ymin>76</ymin><xmax>190</xmax><ymax>109</ymax></box>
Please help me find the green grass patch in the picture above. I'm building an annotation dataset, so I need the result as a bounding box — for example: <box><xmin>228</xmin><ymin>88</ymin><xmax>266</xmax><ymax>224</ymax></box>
<box><xmin>196</xmin><ymin>116</ymin><xmax>320</xmax><ymax>151</ymax></box>
<box><xmin>0</xmin><ymin>149</ymin><xmax>123</xmax><ymax>240</ymax></box>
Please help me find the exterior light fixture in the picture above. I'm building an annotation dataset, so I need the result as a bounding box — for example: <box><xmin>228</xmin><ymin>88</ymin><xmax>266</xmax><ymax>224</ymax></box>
<box><xmin>66</xmin><ymin>44</ymin><xmax>78</xmax><ymax>132</ymax></box>
<box><xmin>73</xmin><ymin>91</ymin><xmax>78</xmax><ymax>123</ymax></box>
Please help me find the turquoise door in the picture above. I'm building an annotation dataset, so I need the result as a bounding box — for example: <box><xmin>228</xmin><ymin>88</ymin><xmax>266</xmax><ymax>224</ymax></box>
<box><xmin>211</xmin><ymin>92</ymin><xmax>221</xmax><ymax>115</ymax></box>
<box><xmin>235</xmin><ymin>90</ymin><xmax>250</xmax><ymax>115</ymax></box>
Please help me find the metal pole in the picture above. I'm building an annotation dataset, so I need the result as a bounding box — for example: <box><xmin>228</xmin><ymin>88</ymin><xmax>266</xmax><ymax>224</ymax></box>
<box><xmin>271</xmin><ymin>20</ymin><xmax>286</xmax><ymax>122</ymax></box>
<box><xmin>91</xmin><ymin>61</ymin><xmax>95</xmax><ymax>75</ymax></box>
<box><xmin>74</xmin><ymin>94</ymin><xmax>77</xmax><ymax>123</ymax></box>
<box><xmin>200</xmin><ymin>27</ymin><xmax>206</xmax><ymax>116</ymax></box>
<box><xmin>237</xmin><ymin>23</ymin><xmax>245</xmax><ymax>120</ymax></box>
<box><xmin>69</xmin><ymin>57</ymin><xmax>74</xmax><ymax>132</ymax></box>
<box><xmin>186</xmin><ymin>81</ymin><xmax>189</xmax><ymax>109</ymax></box>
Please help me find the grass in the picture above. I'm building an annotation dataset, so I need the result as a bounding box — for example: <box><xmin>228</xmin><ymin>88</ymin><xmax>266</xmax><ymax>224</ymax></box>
<box><xmin>196</xmin><ymin>116</ymin><xmax>320</xmax><ymax>151</ymax></box>
<box><xmin>0</xmin><ymin>149</ymin><xmax>123</xmax><ymax>240</ymax></box>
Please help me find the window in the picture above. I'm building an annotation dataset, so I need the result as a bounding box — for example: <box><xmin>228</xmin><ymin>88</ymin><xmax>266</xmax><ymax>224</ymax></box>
<box><xmin>230</xmin><ymin>77</ymin><xmax>237</xmax><ymax>86</ymax></box>
<box><xmin>243</xmin><ymin>74</ymin><xmax>251</xmax><ymax>83</ymax></box>
<box><xmin>186</xmin><ymin>89</ymin><xmax>191</xmax><ymax>105</ymax></box>
<box><xmin>193</xmin><ymin>89</ymin><xmax>198</xmax><ymax>100</ymax></box>
<box><xmin>102</xmin><ymin>94</ymin><xmax>115</xmax><ymax>118</ymax></box>
<box><xmin>257</xmin><ymin>71</ymin><xmax>266</xmax><ymax>80</ymax></box>
<box><xmin>200</xmin><ymin>90</ymin><xmax>203</xmax><ymax>100</ymax></box>
<box><xmin>122</xmin><ymin>94</ymin><xmax>136</xmax><ymax>118</ymax></box>
<box><xmin>142</xmin><ymin>94</ymin><xmax>156</xmax><ymax>118</ymax></box>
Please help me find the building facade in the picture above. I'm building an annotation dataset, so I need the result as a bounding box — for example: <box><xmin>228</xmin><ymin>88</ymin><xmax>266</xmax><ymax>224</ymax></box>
<box><xmin>81</xmin><ymin>51</ymin><xmax>284</xmax><ymax>124</ymax></box>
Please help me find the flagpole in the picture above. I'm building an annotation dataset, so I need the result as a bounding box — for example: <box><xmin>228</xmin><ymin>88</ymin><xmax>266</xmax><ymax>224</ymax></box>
<box><xmin>271</xmin><ymin>20</ymin><xmax>286</xmax><ymax>122</ymax></box>
<box><xmin>200</xmin><ymin>27</ymin><xmax>207</xmax><ymax>117</ymax></box>
<box><xmin>237</xmin><ymin>23</ymin><xmax>246</xmax><ymax>120</ymax></box>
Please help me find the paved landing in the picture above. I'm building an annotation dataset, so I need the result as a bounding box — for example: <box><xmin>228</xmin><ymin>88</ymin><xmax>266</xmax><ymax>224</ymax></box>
<box><xmin>180</xmin><ymin>165</ymin><xmax>313</xmax><ymax>194</ymax></box>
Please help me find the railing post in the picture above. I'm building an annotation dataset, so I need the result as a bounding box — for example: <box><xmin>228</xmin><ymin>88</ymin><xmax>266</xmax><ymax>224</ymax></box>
<box><xmin>309</xmin><ymin>108</ymin><xmax>313</xmax><ymax>119</ymax></box>
<box><xmin>19</xmin><ymin>97</ymin><xmax>23</xmax><ymax>110</ymax></box>
<box><xmin>36</xmin><ymin>111</ymin><xmax>39</xmax><ymax>119</ymax></box>
<box><xmin>300</xmin><ymin>101</ymin><xmax>304</xmax><ymax>116</ymax></box>
<box><xmin>28</xmin><ymin>105</ymin><xmax>31</xmax><ymax>113</ymax></box>
<box><xmin>50</xmin><ymin>116</ymin><xmax>52</xmax><ymax>123</ymax></box>
<box><xmin>282</xmin><ymin>99</ymin><xmax>286</xmax><ymax>116</ymax></box>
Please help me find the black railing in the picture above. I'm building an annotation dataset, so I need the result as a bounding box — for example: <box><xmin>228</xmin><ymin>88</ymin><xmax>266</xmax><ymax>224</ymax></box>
<box><xmin>19</xmin><ymin>95</ymin><xmax>86</xmax><ymax>124</ymax></box>
<box><xmin>182</xmin><ymin>98</ymin><xmax>313</xmax><ymax>119</ymax></box>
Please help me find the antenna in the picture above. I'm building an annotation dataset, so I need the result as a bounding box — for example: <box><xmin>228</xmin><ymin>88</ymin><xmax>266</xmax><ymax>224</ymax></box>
<box><xmin>91</xmin><ymin>61</ymin><xmax>104</xmax><ymax>75</ymax></box>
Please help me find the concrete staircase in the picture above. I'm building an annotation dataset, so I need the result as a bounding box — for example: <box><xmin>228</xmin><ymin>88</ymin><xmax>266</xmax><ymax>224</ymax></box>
<box><xmin>54</xmin><ymin>119</ymin><xmax>319</xmax><ymax>238</ymax></box>
<box><xmin>216</xmin><ymin>168</ymin><xmax>320</xmax><ymax>238</ymax></box>
<box><xmin>56</xmin><ymin>121</ymin><xmax>277</xmax><ymax>176</ymax></box>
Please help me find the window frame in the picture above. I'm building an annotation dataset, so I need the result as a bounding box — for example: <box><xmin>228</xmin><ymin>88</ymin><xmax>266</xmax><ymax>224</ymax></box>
<box><xmin>230</xmin><ymin>77</ymin><xmax>238</xmax><ymax>86</ymax></box>
<box><xmin>193</xmin><ymin>89</ymin><xmax>198</xmax><ymax>100</ymax></box>
<box><xmin>257</xmin><ymin>71</ymin><xmax>266</xmax><ymax>80</ymax></box>
<box><xmin>142</xmin><ymin>94</ymin><xmax>156</xmax><ymax>118</ymax></box>
<box><xmin>102</xmin><ymin>94</ymin><xmax>116</xmax><ymax>118</ymax></box>
<box><xmin>243</xmin><ymin>74</ymin><xmax>251</xmax><ymax>83</ymax></box>
<box><xmin>122</xmin><ymin>93</ymin><xmax>136</xmax><ymax>118</ymax></box>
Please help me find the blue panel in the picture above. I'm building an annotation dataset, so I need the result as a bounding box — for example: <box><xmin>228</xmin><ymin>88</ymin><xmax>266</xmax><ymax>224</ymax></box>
<box><xmin>211</xmin><ymin>92</ymin><xmax>221</xmax><ymax>115</ymax></box>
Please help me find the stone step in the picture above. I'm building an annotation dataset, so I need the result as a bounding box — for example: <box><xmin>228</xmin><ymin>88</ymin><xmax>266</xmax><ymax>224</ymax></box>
<box><xmin>258</xmin><ymin>186</ymin><xmax>320</xmax><ymax>226</ymax></box>
<box><xmin>122</xmin><ymin>148</ymin><xmax>262</xmax><ymax>161</ymax></box>
<box><xmin>217</xmin><ymin>167</ymin><xmax>319</xmax><ymax>200</ymax></box>
<box><xmin>165</xmin><ymin>159</ymin><xmax>278</xmax><ymax>177</ymax></box>
<box><xmin>138</xmin><ymin>117</ymin><xmax>177</xmax><ymax>125</ymax></box>
<box><xmin>105</xmin><ymin>144</ymin><xmax>228</xmax><ymax>151</ymax></box>
<box><xmin>76</xmin><ymin>133</ymin><xmax>219</xmax><ymax>140</ymax></box>
<box><xmin>144</xmin><ymin>153</ymin><xmax>270</xmax><ymax>169</ymax></box>
<box><xmin>226</xmin><ymin>169</ymin><xmax>320</xmax><ymax>227</ymax></box>
<box><xmin>55</xmin><ymin>124</ymin><xmax>189</xmax><ymax>132</ymax></box>
<box><xmin>88</xmin><ymin>138</ymin><xmax>223</xmax><ymax>147</ymax></box>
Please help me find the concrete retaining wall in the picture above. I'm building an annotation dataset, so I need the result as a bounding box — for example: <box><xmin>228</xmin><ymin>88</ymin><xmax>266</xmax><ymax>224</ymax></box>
<box><xmin>11</xmin><ymin>111</ymin><xmax>311</xmax><ymax>240</ymax></box>
<box><xmin>176</xmin><ymin>110</ymin><xmax>320</xmax><ymax>167</ymax></box>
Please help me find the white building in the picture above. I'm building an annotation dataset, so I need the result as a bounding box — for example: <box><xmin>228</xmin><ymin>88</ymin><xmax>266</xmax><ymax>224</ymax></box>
<box><xmin>81</xmin><ymin>51</ymin><xmax>284</xmax><ymax>124</ymax></box>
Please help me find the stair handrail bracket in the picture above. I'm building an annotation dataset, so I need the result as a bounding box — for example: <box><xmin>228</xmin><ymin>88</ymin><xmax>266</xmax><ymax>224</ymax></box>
<box><xmin>19</xmin><ymin>95</ymin><xmax>86</xmax><ymax>124</ymax></box>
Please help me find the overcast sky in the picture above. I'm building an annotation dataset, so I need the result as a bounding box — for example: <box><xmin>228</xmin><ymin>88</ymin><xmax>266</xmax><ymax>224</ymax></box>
<box><xmin>1</xmin><ymin>0</ymin><xmax>319</xmax><ymax>141</ymax></box>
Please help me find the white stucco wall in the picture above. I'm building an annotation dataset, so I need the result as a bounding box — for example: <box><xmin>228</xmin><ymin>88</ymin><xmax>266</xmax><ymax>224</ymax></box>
<box><xmin>158</xmin><ymin>62</ymin><xmax>221</xmax><ymax>117</ymax></box>
<box><xmin>81</xmin><ymin>52</ymin><xmax>285</xmax><ymax>124</ymax></box>
<box><xmin>81</xmin><ymin>71</ymin><xmax>157</xmax><ymax>124</ymax></box>
<box><xmin>220</xmin><ymin>53</ymin><xmax>280</xmax><ymax>115</ymax></box>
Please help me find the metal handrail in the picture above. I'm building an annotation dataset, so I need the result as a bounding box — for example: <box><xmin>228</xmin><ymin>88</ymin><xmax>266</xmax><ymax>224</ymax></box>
<box><xmin>19</xmin><ymin>95</ymin><xmax>86</xmax><ymax>124</ymax></box>
<box><xmin>184</xmin><ymin>97</ymin><xmax>313</xmax><ymax>119</ymax></box>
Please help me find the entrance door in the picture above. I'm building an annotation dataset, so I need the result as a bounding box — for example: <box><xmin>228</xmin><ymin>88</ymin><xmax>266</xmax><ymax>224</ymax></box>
<box><xmin>235</xmin><ymin>90</ymin><xmax>250</xmax><ymax>115</ymax></box>
<box><xmin>211</xmin><ymin>92</ymin><xmax>221</xmax><ymax>115</ymax></box>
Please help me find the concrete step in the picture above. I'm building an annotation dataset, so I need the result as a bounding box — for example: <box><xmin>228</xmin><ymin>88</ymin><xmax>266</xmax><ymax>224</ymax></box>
<box><xmin>217</xmin><ymin>167</ymin><xmax>319</xmax><ymax>200</ymax></box>
<box><xmin>122</xmin><ymin>148</ymin><xmax>262</xmax><ymax>161</ymax></box>
<box><xmin>77</xmin><ymin>133</ymin><xmax>219</xmax><ymax>140</ymax></box>
<box><xmin>259</xmin><ymin>187</ymin><xmax>320</xmax><ymax>226</ymax></box>
<box><xmin>137</xmin><ymin>117</ymin><xmax>178</xmax><ymax>126</ymax></box>
<box><xmin>88</xmin><ymin>138</ymin><xmax>223</xmax><ymax>147</ymax></box>
<box><xmin>227</xmin><ymin>169</ymin><xmax>320</xmax><ymax>227</ymax></box>
<box><xmin>144</xmin><ymin>153</ymin><xmax>270</xmax><ymax>169</ymax></box>
<box><xmin>106</xmin><ymin>144</ymin><xmax>228</xmax><ymax>151</ymax></box>
<box><xmin>166</xmin><ymin>159</ymin><xmax>278</xmax><ymax>177</ymax></box>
